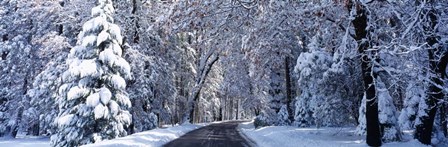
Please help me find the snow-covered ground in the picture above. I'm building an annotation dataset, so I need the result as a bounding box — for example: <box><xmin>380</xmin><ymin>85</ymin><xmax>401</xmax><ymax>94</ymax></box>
<box><xmin>0</xmin><ymin>136</ymin><xmax>50</xmax><ymax>147</ymax></box>
<box><xmin>0</xmin><ymin>121</ymin><xmax>437</xmax><ymax>147</ymax></box>
<box><xmin>84</xmin><ymin>123</ymin><xmax>204</xmax><ymax>147</ymax></box>
<box><xmin>0</xmin><ymin>123</ymin><xmax>204</xmax><ymax>147</ymax></box>
<box><xmin>239</xmin><ymin>121</ymin><xmax>429</xmax><ymax>147</ymax></box>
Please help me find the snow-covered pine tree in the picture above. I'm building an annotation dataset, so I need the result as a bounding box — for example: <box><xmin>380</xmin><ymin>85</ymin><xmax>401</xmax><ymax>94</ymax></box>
<box><xmin>356</xmin><ymin>77</ymin><xmax>401</xmax><ymax>142</ymax></box>
<box><xmin>376</xmin><ymin>77</ymin><xmax>401</xmax><ymax>142</ymax></box>
<box><xmin>0</xmin><ymin>36</ymin><xmax>33</xmax><ymax>137</ymax></box>
<box><xmin>26</xmin><ymin>49</ymin><xmax>69</xmax><ymax>136</ymax></box>
<box><xmin>293</xmin><ymin>93</ymin><xmax>313</xmax><ymax>127</ymax></box>
<box><xmin>293</xmin><ymin>35</ymin><xmax>332</xmax><ymax>127</ymax></box>
<box><xmin>277</xmin><ymin>105</ymin><xmax>290</xmax><ymax>126</ymax></box>
<box><xmin>51</xmin><ymin>0</ymin><xmax>132</xmax><ymax>146</ymax></box>
<box><xmin>356</xmin><ymin>94</ymin><xmax>367</xmax><ymax>135</ymax></box>
<box><xmin>24</xmin><ymin>31</ymin><xmax>72</xmax><ymax>136</ymax></box>
<box><xmin>398</xmin><ymin>82</ymin><xmax>425</xmax><ymax>130</ymax></box>
<box><xmin>125</xmin><ymin>48</ymin><xmax>159</xmax><ymax>133</ymax></box>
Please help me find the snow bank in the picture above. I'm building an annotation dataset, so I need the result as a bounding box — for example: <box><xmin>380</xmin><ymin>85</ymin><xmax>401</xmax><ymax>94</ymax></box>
<box><xmin>0</xmin><ymin>136</ymin><xmax>50</xmax><ymax>147</ymax></box>
<box><xmin>0</xmin><ymin>123</ymin><xmax>203</xmax><ymax>147</ymax></box>
<box><xmin>239</xmin><ymin>121</ymin><xmax>428</xmax><ymax>147</ymax></box>
<box><xmin>84</xmin><ymin>123</ymin><xmax>204</xmax><ymax>147</ymax></box>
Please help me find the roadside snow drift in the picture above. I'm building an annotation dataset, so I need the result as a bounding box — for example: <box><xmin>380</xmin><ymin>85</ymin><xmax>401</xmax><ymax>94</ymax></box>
<box><xmin>239</xmin><ymin>121</ymin><xmax>428</xmax><ymax>147</ymax></box>
<box><xmin>0</xmin><ymin>123</ymin><xmax>203</xmax><ymax>147</ymax></box>
<box><xmin>0</xmin><ymin>136</ymin><xmax>50</xmax><ymax>147</ymax></box>
<box><xmin>84</xmin><ymin>123</ymin><xmax>203</xmax><ymax>147</ymax></box>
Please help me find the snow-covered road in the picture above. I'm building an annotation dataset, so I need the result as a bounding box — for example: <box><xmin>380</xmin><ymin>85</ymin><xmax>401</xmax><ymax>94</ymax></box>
<box><xmin>164</xmin><ymin>121</ymin><xmax>255</xmax><ymax>147</ymax></box>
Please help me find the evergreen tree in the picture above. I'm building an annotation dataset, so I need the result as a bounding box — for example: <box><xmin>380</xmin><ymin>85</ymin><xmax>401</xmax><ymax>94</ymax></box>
<box><xmin>357</xmin><ymin>77</ymin><xmax>402</xmax><ymax>142</ymax></box>
<box><xmin>277</xmin><ymin>105</ymin><xmax>290</xmax><ymax>126</ymax></box>
<box><xmin>377</xmin><ymin>77</ymin><xmax>401</xmax><ymax>142</ymax></box>
<box><xmin>293</xmin><ymin>36</ymin><xmax>333</xmax><ymax>127</ymax></box>
<box><xmin>356</xmin><ymin>95</ymin><xmax>367</xmax><ymax>135</ymax></box>
<box><xmin>398</xmin><ymin>82</ymin><xmax>425</xmax><ymax>130</ymax></box>
<box><xmin>27</xmin><ymin>50</ymin><xmax>69</xmax><ymax>136</ymax></box>
<box><xmin>51</xmin><ymin>0</ymin><xmax>132</xmax><ymax>146</ymax></box>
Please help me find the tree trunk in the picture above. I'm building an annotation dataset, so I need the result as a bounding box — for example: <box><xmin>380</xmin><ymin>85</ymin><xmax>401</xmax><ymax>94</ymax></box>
<box><xmin>350</xmin><ymin>1</ymin><xmax>382</xmax><ymax>146</ymax></box>
<box><xmin>194</xmin><ymin>100</ymin><xmax>199</xmax><ymax>123</ymax></box>
<box><xmin>128</xmin><ymin>122</ymin><xmax>135</xmax><ymax>134</ymax></box>
<box><xmin>284</xmin><ymin>57</ymin><xmax>294</xmax><ymax>122</ymax></box>
<box><xmin>156</xmin><ymin>113</ymin><xmax>161</xmax><ymax>128</ymax></box>
<box><xmin>440</xmin><ymin>103</ymin><xmax>447</xmax><ymax>137</ymax></box>
<box><xmin>219</xmin><ymin>107</ymin><xmax>223</xmax><ymax>121</ymax></box>
<box><xmin>230</xmin><ymin>97</ymin><xmax>234</xmax><ymax>120</ymax></box>
<box><xmin>222</xmin><ymin>98</ymin><xmax>226</xmax><ymax>121</ymax></box>
<box><xmin>236</xmin><ymin>99</ymin><xmax>240</xmax><ymax>120</ymax></box>
<box><xmin>131</xmin><ymin>0</ymin><xmax>140</xmax><ymax>43</ymax></box>
<box><xmin>29</xmin><ymin>123</ymin><xmax>39</xmax><ymax>136</ymax></box>
<box><xmin>415</xmin><ymin>5</ymin><xmax>447</xmax><ymax>144</ymax></box>
<box><xmin>415</xmin><ymin>53</ymin><xmax>442</xmax><ymax>145</ymax></box>
<box><xmin>182</xmin><ymin>52</ymin><xmax>220</xmax><ymax>123</ymax></box>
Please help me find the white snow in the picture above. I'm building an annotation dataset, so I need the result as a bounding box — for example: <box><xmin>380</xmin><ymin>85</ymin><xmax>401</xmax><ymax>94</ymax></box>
<box><xmin>82</xmin><ymin>35</ymin><xmax>98</xmax><ymax>47</ymax></box>
<box><xmin>110</xmin><ymin>74</ymin><xmax>126</xmax><ymax>89</ymax></box>
<box><xmin>118</xmin><ymin>111</ymin><xmax>132</xmax><ymax>125</ymax></box>
<box><xmin>0</xmin><ymin>121</ymin><xmax>437</xmax><ymax>147</ymax></box>
<box><xmin>91</xmin><ymin>6</ymin><xmax>103</xmax><ymax>17</ymax></box>
<box><xmin>81</xmin><ymin>60</ymin><xmax>100</xmax><ymax>77</ymax></box>
<box><xmin>0</xmin><ymin>136</ymin><xmax>50</xmax><ymax>147</ymax></box>
<box><xmin>99</xmin><ymin>48</ymin><xmax>116</xmax><ymax>67</ymax></box>
<box><xmin>108</xmin><ymin>24</ymin><xmax>123</xmax><ymax>45</ymax></box>
<box><xmin>111</xmin><ymin>43</ymin><xmax>122</xmax><ymax>56</ymax></box>
<box><xmin>100</xmin><ymin>87</ymin><xmax>112</xmax><ymax>105</ymax></box>
<box><xmin>0</xmin><ymin>123</ymin><xmax>202</xmax><ymax>147</ymax></box>
<box><xmin>86</xmin><ymin>92</ymin><xmax>101</xmax><ymax>107</ymax></box>
<box><xmin>94</xmin><ymin>104</ymin><xmax>109</xmax><ymax>119</ymax></box>
<box><xmin>115</xmin><ymin>58</ymin><xmax>131</xmax><ymax>78</ymax></box>
<box><xmin>239</xmin><ymin>121</ymin><xmax>429</xmax><ymax>147</ymax></box>
<box><xmin>57</xmin><ymin>114</ymin><xmax>74</xmax><ymax>127</ymax></box>
<box><xmin>82</xmin><ymin>17</ymin><xmax>106</xmax><ymax>34</ymax></box>
<box><xmin>97</xmin><ymin>30</ymin><xmax>110</xmax><ymax>46</ymax></box>
<box><xmin>71</xmin><ymin>59</ymin><xmax>99</xmax><ymax>78</ymax></box>
<box><xmin>105</xmin><ymin>4</ymin><xmax>115</xmax><ymax>15</ymax></box>
<box><xmin>116</xmin><ymin>93</ymin><xmax>132</xmax><ymax>108</ymax></box>
<box><xmin>67</xmin><ymin>86</ymin><xmax>89</xmax><ymax>100</ymax></box>
<box><xmin>399</xmin><ymin>82</ymin><xmax>424</xmax><ymax>130</ymax></box>
<box><xmin>83</xmin><ymin>123</ymin><xmax>205</xmax><ymax>147</ymax></box>
<box><xmin>109</xmin><ymin>101</ymin><xmax>119</xmax><ymax>115</ymax></box>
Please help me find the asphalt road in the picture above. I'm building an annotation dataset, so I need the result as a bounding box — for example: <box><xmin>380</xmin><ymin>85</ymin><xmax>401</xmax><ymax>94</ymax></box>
<box><xmin>163</xmin><ymin>121</ymin><xmax>256</xmax><ymax>147</ymax></box>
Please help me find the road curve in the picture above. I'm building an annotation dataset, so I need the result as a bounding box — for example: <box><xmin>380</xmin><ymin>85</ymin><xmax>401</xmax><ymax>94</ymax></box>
<box><xmin>163</xmin><ymin>121</ymin><xmax>255</xmax><ymax>147</ymax></box>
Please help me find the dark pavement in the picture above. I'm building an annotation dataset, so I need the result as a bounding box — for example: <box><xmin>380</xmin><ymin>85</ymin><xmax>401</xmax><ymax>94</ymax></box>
<box><xmin>163</xmin><ymin>121</ymin><xmax>256</xmax><ymax>147</ymax></box>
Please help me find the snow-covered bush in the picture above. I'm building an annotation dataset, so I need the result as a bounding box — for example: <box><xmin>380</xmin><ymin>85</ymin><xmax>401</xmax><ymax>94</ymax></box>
<box><xmin>254</xmin><ymin>112</ymin><xmax>272</xmax><ymax>128</ymax></box>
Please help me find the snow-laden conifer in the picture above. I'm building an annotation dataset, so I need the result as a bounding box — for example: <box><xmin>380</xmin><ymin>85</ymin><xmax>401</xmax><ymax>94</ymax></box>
<box><xmin>398</xmin><ymin>82</ymin><xmax>424</xmax><ymax>130</ymax></box>
<box><xmin>51</xmin><ymin>0</ymin><xmax>132</xmax><ymax>146</ymax></box>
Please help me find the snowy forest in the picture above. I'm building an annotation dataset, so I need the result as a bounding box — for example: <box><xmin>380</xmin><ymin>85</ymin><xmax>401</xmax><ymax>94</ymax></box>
<box><xmin>1</xmin><ymin>0</ymin><xmax>448</xmax><ymax>147</ymax></box>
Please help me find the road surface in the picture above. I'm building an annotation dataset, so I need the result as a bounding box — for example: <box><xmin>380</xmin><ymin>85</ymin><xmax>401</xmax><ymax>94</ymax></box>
<box><xmin>163</xmin><ymin>121</ymin><xmax>256</xmax><ymax>147</ymax></box>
